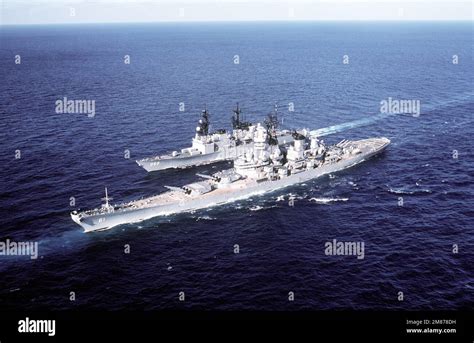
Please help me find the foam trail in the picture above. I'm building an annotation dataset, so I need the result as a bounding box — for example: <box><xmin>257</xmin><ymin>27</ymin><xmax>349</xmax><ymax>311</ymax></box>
<box><xmin>422</xmin><ymin>92</ymin><xmax>474</xmax><ymax>112</ymax></box>
<box><xmin>310</xmin><ymin>112</ymin><xmax>394</xmax><ymax>137</ymax></box>
<box><xmin>310</xmin><ymin>92</ymin><xmax>474</xmax><ymax>137</ymax></box>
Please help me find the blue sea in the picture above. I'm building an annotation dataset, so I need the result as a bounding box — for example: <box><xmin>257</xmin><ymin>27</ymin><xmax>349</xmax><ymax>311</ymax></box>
<box><xmin>0</xmin><ymin>22</ymin><xmax>473</xmax><ymax>311</ymax></box>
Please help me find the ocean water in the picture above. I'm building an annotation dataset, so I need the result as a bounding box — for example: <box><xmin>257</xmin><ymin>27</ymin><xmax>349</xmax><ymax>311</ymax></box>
<box><xmin>0</xmin><ymin>22</ymin><xmax>473</xmax><ymax>311</ymax></box>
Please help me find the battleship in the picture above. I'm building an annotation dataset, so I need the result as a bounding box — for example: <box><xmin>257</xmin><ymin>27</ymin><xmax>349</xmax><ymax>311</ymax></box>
<box><xmin>71</xmin><ymin>122</ymin><xmax>390</xmax><ymax>232</ymax></box>
<box><xmin>136</xmin><ymin>104</ymin><xmax>298</xmax><ymax>172</ymax></box>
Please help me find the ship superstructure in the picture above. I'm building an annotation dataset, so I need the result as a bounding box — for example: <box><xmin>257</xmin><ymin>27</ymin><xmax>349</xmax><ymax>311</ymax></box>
<box><xmin>136</xmin><ymin>104</ymin><xmax>298</xmax><ymax>172</ymax></box>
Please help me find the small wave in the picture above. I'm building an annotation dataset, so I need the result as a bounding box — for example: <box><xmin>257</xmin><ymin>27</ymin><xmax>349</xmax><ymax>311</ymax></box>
<box><xmin>465</xmin><ymin>283</ymin><xmax>474</xmax><ymax>290</ymax></box>
<box><xmin>195</xmin><ymin>215</ymin><xmax>215</xmax><ymax>221</ymax></box>
<box><xmin>309</xmin><ymin>197</ymin><xmax>349</xmax><ymax>204</ymax></box>
<box><xmin>387</xmin><ymin>188</ymin><xmax>432</xmax><ymax>195</ymax></box>
<box><xmin>249</xmin><ymin>205</ymin><xmax>277</xmax><ymax>211</ymax></box>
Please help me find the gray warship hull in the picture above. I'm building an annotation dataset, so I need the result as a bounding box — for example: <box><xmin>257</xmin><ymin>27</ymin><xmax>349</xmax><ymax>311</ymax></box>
<box><xmin>136</xmin><ymin>144</ymin><xmax>253</xmax><ymax>171</ymax></box>
<box><xmin>72</xmin><ymin>138</ymin><xmax>390</xmax><ymax>232</ymax></box>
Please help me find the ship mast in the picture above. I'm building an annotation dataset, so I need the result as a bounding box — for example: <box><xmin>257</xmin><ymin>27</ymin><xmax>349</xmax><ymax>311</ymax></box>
<box><xmin>231</xmin><ymin>102</ymin><xmax>251</xmax><ymax>130</ymax></box>
<box><xmin>230</xmin><ymin>103</ymin><xmax>241</xmax><ymax>148</ymax></box>
<box><xmin>264</xmin><ymin>104</ymin><xmax>279</xmax><ymax>145</ymax></box>
<box><xmin>232</xmin><ymin>102</ymin><xmax>241</xmax><ymax>129</ymax></box>
<box><xmin>101</xmin><ymin>187</ymin><xmax>113</xmax><ymax>212</ymax></box>
<box><xmin>197</xmin><ymin>105</ymin><xmax>210</xmax><ymax>136</ymax></box>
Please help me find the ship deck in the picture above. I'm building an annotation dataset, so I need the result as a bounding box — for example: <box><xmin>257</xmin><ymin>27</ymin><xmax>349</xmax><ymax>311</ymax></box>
<box><xmin>123</xmin><ymin>178</ymin><xmax>255</xmax><ymax>209</ymax></box>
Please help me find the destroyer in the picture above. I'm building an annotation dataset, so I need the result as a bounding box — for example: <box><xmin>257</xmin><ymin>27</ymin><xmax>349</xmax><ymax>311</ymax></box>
<box><xmin>136</xmin><ymin>104</ymin><xmax>298</xmax><ymax>171</ymax></box>
<box><xmin>72</xmin><ymin>124</ymin><xmax>390</xmax><ymax>232</ymax></box>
